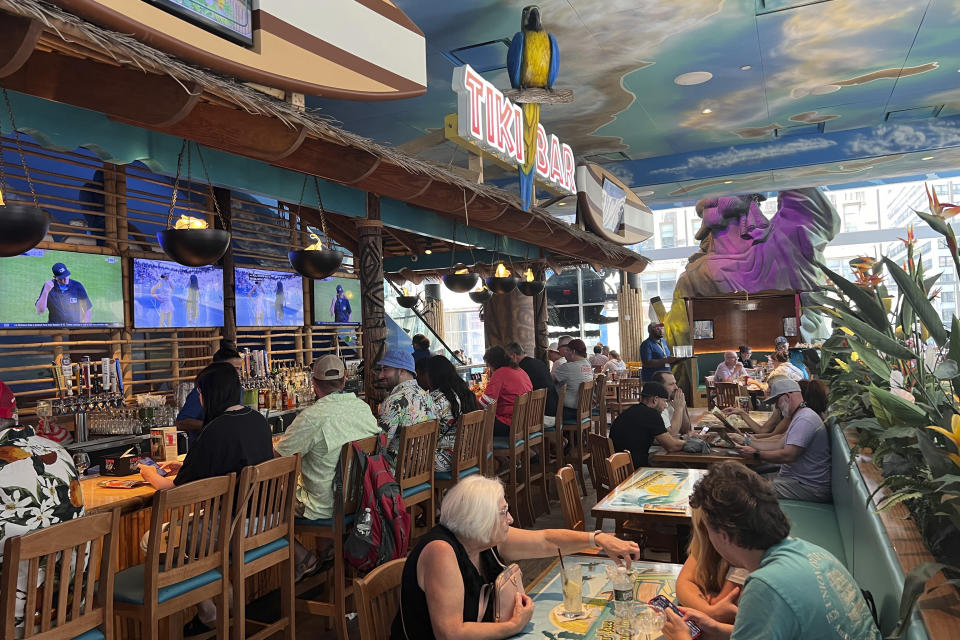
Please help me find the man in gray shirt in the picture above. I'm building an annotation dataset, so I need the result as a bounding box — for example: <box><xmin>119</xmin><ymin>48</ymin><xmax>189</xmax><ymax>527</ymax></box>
<box><xmin>736</xmin><ymin>378</ymin><xmax>831</xmax><ymax>502</ymax></box>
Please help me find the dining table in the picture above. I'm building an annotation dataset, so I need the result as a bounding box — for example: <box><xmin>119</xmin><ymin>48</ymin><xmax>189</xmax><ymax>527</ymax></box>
<box><xmin>649</xmin><ymin>446</ymin><xmax>760</xmax><ymax>468</ymax></box>
<box><xmin>591</xmin><ymin>467</ymin><xmax>704</xmax><ymax>528</ymax></box>
<box><xmin>518</xmin><ymin>555</ymin><xmax>681</xmax><ymax>639</ymax></box>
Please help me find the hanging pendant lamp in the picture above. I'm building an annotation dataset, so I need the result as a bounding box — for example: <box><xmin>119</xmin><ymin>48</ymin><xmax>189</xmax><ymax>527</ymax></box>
<box><xmin>517</xmin><ymin>268</ymin><xmax>545</xmax><ymax>296</ymax></box>
<box><xmin>485</xmin><ymin>263</ymin><xmax>518</xmax><ymax>294</ymax></box>
<box><xmin>469</xmin><ymin>287</ymin><xmax>493</xmax><ymax>303</ymax></box>
<box><xmin>157</xmin><ymin>141</ymin><xmax>231</xmax><ymax>266</ymax></box>
<box><xmin>0</xmin><ymin>89</ymin><xmax>49</xmax><ymax>257</ymax></box>
<box><xmin>288</xmin><ymin>176</ymin><xmax>343</xmax><ymax>279</ymax></box>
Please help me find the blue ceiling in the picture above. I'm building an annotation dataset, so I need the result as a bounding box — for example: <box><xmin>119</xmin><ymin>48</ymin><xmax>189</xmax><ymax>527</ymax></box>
<box><xmin>308</xmin><ymin>0</ymin><xmax>960</xmax><ymax>207</ymax></box>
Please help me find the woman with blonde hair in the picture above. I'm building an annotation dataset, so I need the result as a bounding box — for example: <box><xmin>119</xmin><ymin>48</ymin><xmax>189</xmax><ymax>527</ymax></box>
<box><xmin>674</xmin><ymin>507</ymin><xmax>746</xmax><ymax>624</ymax></box>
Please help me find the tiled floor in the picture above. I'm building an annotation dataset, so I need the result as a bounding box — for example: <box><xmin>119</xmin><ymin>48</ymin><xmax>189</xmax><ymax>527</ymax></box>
<box><xmin>292</xmin><ymin>473</ymin><xmax>622</xmax><ymax>639</ymax></box>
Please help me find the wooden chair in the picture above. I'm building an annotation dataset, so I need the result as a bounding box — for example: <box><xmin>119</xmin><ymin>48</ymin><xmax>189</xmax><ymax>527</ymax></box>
<box><xmin>606</xmin><ymin>451</ymin><xmax>635</xmax><ymax>487</ymax></box>
<box><xmin>524</xmin><ymin>388</ymin><xmax>551</xmax><ymax>521</ymax></box>
<box><xmin>543</xmin><ymin>383</ymin><xmax>566</xmax><ymax>501</ymax></box>
<box><xmin>587</xmin><ymin>432</ymin><xmax>616</xmax><ymax>529</ymax></box>
<box><xmin>561</xmin><ymin>380</ymin><xmax>595</xmax><ymax>496</ymax></box>
<box><xmin>592</xmin><ymin>374</ymin><xmax>608</xmax><ymax>436</ymax></box>
<box><xmin>396</xmin><ymin>419</ymin><xmax>439</xmax><ymax>537</ymax></box>
<box><xmin>355</xmin><ymin>558</ymin><xmax>405</xmax><ymax>640</ymax></box>
<box><xmin>295</xmin><ymin>435</ymin><xmax>378</xmax><ymax>640</ymax></box>
<box><xmin>493</xmin><ymin>392</ymin><xmax>532</xmax><ymax>527</ymax></box>
<box><xmin>481</xmin><ymin>401</ymin><xmax>497</xmax><ymax>476</ymax></box>
<box><xmin>610</xmin><ymin>377</ymin><xmax>641</xmax><ymax>418</ymax></box>
<box><xmin>554</xmin><ymin>466</ymin><xmax>602</xmax><ymax>557</ymax></box>
<box><xmin>715</xmin><ymin>382</ymin><xmax>739</xmax><ymax>409</ymax></box>
<box><xmin>113</xmin><ymin>474</ymin><xmax>235</xmax><ymax>640</ymax></box>
<box><xmin>434</xmin><ymin>409</ymin><xmax>485</xmax><ymax>499</ymax></box>
<box><xmin>705</xmin><ymin>374</ymin><xmax>717</xmax><ymax>409</ymax></box>
<box><xmin>230</xmin><ymin>454</ymin><xmax>300</xmax><ymax>640</ymax></box>
<box><xmin>1</xmin><ymin>510</ymin><xmax>118</xmax><ymax>640</ymax></box>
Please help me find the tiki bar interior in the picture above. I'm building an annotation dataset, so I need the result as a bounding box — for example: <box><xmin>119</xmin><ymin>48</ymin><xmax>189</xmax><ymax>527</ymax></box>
<box><xmin>0</xmin><ymin>1</ymin><xmax>959</xmax><ymax>639</ymax></box>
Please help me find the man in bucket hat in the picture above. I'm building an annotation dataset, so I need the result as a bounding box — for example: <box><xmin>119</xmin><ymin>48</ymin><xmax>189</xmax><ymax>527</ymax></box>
<box><xmin>375</xmin><ymin>348</ymin><xmax>437</xmax><ymax>466</ymax></box>
<box><xmin>736</xmin><ymin>377</ymin><xmax>831</xmax><ymax>502</ymax></box>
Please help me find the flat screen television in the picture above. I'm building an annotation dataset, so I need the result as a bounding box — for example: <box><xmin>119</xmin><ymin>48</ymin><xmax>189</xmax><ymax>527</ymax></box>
<box><xmin>313</xmin><ymin>277</ymin><xmax>362</xmax><ymax>325</ymax></box>
<box><xmin>145</xmin><ymin>0</ymin><xmax>253</xmax><ymax>45</ymax></box>
<box><xmin>132</xmin><ymin>258</ymin><xmax>224</xmax><ymax>329</ymax></box>
<box><xmin>0</xmin><ymin>249</ymin><xmax>124</xmax><ymax>328</ymax></box>
<box><xmin>600</xmin><ymin>178</ymin><xmax>626</xmax><ymax>234</ymax></box>
<box><xmin>235</xmin><ymin>267</ymin><xmax>304</xmax><ymax>327</ymax></box>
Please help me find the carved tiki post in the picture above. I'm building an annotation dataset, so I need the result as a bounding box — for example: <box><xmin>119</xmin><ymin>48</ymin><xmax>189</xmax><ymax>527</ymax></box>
<box><xmin>532</xmin><ymin>265</ymin><xmax>548</xmax><ymax>363</ymax></box>
<box><xmin>357</xmin><ymin>194</ymin><xmax>387</xmax><ymax>406</ymax></box>
<box><xmin>484</xmin><ymin>288</ymin><xmax>535</xmax><ymax>356</ymax></box>
<box><xmin>422</xmin><ymin>283</ymin><xmax>444</xmax><ymax>342</ymax></box>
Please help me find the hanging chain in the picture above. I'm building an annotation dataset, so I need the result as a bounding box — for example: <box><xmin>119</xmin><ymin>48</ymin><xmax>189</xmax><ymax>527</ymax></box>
<box><xmin>194</xmin><ymin>142</ymin><xmax>227</xmax><ymax>230</ymax></box>
<box><xmin>313</xmin><ymin>177</ymin><xmax>330</xmax><ymax>244</ymax></box>
<box><xmin>165</xmin><ymin>140</ymin><xmax>188</xmax><ymax>227</ymax></box>
<box><xmin>1</xmin><ymin>89</ymin><xmax>39</xmax><ymax>207</ymax></box>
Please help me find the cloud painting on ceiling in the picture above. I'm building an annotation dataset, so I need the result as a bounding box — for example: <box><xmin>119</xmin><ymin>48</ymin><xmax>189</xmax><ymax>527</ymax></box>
<box><xmin>306</xmin><ymin>0</ymin><xmax>960</xmax><ymax>205</ymax></box>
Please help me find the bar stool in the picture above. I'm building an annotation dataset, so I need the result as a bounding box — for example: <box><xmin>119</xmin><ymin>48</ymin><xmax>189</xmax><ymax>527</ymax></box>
<box><xmin>434</xmin><ymin>409</ymin><xmax>485</xmax><ymax>499</ymax></box>
<box><xmin>295</xmin><ymin>436</ymin><xmax>378</xmax><ymax>640</ymax></box>
<box><xmin>492</xmin><ymin>391</ymin><xmax>531</xmax><ymax>527</ymax></box>
<box><xmin>553</xmin><ymin>465</ymin><xmax>602</xmax><ymax>557</ymax></box>
<box><xmin>395</xmin><ymin>420</ymin><xmax>439</xmax><ymax>538</ymax></box>
<box><xmin>561</xmin><ymin>380</ymin><xmax>595</xmax><ymax>496</ymax></box>
<box><xmin>587</xmin><ymin>432</ymin><xmax>615</xmax><ymax>529</ymax></box>
<box><xmin>1</xmin><ymin>510</ymin><xmax>119</xmax><ymax>640</ymax></box>
<box><xmin>481</xmin><ymin>401</ymin><xmax>498</xmax><ymax>476</ymax></box>
<box><xmin>543</xmin><ymin>383</ymin><xmax>566</xmax><ymax>499</ymax></box>
<box><xmin>113</xmin><ymin>474</ymin><xmax>235</xmax><ymax>640</ymax></box>
<box><xmin>355</xmin><ymin>558</ymin><xmax>405</xmax><ymax>640</ymax></box>
<box><xmin>592</xmin><ymin>374</ymin><xmax>608</xmax><ymax>436</ymax></box>
<box><xmin>230</xmin><ymin>454</ymin><xmax>300</xmax><ymax>640</ymax></box>
<box><xmin>524</xmin><ymin>388</ymin><xmax>551</xmax><ymax>521</ymax></box>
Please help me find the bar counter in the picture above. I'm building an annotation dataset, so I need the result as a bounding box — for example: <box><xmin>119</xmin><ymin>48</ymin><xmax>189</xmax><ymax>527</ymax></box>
<box><xmin>79</xmin><ymin>474</ymin><xmax>157</xmax><ymax>515</ymax></box>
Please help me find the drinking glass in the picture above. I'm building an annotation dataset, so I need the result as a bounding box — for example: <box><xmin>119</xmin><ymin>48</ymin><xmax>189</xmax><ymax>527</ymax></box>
<box><xmin>560</xmin><ymin>566</ymin><xmax>583</xmax><ymax>617</ymax></box>
<box><xmin>72</xmin><ymin>452</ymin><xmax>91</xmax><ymax>476</ymax></box>
<box><xmin>635</xmin><ymin>603</ymin><xmax>665</xmax><ymax>640</ymax></box>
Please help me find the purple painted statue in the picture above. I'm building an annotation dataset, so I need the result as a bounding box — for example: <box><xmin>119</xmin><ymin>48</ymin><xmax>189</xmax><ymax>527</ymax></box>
<box><xmin>682</xmin><ymin>188</ymin><xmax>840</xmax><ymax>297</ymax></box>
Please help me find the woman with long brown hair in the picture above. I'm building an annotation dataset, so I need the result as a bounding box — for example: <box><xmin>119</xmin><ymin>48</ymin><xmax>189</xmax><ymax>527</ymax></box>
<box><xmin>675</xmin><ymin>508</ymin><xmax>746</xmax><ymax>624</ymax></box>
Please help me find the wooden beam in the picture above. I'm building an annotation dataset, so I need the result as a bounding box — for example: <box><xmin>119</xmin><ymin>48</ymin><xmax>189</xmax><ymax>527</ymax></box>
<box><xmin>0</xmin><ymin>15</ymin><xmax>42</xmax><ymax>78</ymax></box>
<box><xmin>0</xmin><ymin>49</ymin><xmax>201</xmax><ymax>127</ymax></box>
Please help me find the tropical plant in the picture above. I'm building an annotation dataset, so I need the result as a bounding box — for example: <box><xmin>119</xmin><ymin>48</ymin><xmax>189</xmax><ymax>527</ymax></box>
<box><xmin>811</xmin><ymin>188</ymin><xmax>960</xmax><ymax>636</ymax></box>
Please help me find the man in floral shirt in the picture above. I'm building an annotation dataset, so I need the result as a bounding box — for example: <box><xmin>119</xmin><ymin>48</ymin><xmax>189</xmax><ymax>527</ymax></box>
<box><xmin>375</xmin><ymin>349</ymin><xmax>436</xmax><ymax>466</ymax></box>
<box><xmin>0</xmin><ymin>423</ymin><xmax>84</xmax><ymax>631</ymax></box>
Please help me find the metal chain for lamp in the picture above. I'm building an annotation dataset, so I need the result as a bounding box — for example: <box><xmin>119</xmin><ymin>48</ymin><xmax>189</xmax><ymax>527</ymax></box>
<box><xmin>313</xmin><ymin>176</ymin><xmax>331</xmax><ymax>246</ymax></box>
<box><xmin>165</xmin><ymin>140</ymin><xmax>227</xmax><ymax>230</ymax></box>
<box><xmin>292</xmin><ymin>174</ymin><xmax>331</xmax><ymax>249</ymax></box>
<box><xmin>0</xmin><ymin>89</ymin><xmax>39</xmax><ymax>208</ymax></box>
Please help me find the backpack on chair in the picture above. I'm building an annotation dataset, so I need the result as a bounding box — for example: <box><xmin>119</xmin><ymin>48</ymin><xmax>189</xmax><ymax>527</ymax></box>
<box><xmin>340</xmin><ymin>433</ymin><xmax>411</xmax><ymax>571</ymax></box>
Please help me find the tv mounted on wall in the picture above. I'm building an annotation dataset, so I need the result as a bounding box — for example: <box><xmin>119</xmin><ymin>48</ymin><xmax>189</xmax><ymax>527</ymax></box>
<box><xmin>144</xmin><ymin>0</ymin><xmax>254</xmax><ymax>46</ymax></box>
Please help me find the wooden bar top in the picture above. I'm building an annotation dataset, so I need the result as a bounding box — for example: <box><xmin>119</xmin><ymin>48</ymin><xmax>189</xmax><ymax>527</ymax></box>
<box><xmin>80</xmin><ymin>474</ymin><xmax>157</xmax><ymax>514</ymax></box>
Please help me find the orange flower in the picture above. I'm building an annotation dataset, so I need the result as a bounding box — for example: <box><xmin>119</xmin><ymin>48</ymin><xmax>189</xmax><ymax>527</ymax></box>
<box><xmin>926</xmin><ymin>183</ymin><xmax>960</xmax><ymax>218</ymax></box>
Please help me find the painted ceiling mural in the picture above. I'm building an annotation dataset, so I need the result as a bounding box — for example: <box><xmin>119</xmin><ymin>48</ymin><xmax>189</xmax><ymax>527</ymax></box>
<box><xmin>308</xmin><ymin>0</ymin><xmax>960</xmax><ymax>206</ymax></box>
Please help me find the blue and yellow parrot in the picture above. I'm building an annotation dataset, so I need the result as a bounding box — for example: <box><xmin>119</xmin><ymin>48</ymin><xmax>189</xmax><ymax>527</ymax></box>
<box><xmin>507</xmin><ymin>5</ymin><xmax>559</xmax><ymax>211</ymax></box>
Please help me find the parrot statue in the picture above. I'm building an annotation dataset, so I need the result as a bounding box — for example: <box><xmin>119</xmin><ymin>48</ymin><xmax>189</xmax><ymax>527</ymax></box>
<box><xmin>507</xmin><ymin>5</ymin><xmax>559</xmax><ymax>211</ymax></box>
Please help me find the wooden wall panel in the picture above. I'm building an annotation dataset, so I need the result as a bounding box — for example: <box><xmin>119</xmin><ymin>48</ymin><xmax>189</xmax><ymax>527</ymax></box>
<box><xmin>690</xmin><ymin>294</ymin><xmax>799</xmax><ymax>354</ymax></box>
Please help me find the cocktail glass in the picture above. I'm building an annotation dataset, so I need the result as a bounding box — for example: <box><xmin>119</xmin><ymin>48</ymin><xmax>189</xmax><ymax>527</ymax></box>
<box><xmin>560</xmin><ymin>566</ymin><xmax>583</xmax><ymax>617</ymax></box>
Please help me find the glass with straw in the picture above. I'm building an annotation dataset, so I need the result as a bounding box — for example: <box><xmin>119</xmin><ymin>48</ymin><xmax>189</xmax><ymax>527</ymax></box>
<box><xmin>558</xmin><ymin>549</ymin><xmax>583</xmax><ymax>618</ymax></box>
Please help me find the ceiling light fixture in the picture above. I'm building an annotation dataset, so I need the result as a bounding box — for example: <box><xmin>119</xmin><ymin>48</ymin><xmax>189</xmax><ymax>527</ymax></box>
<box><xmin>675</xmin><ymin>71</ymin><xmax>713</xmax><ymax>86</ymax></box>
<box><xmin>636</xmin><ymin>190</ymin><xmax>655</xmax><ymax>197</ymax></box>
<box><xmin>701</xmin><ymin>108</ymin><xmax>713</xmax><ymax>114</ymax></box>
<box><xmin>558</xmin><ymin>201</ymin><xmax>567</xmax><ymax>206</ymax></box>
<box><xmin>424</xmin><ymin>239</ymin><xmax>433</xmax><ymax>255</ymax></box>
<box><xmin>740</xmin><ymin>65</ymin><xmax>752</xmax><ymax>71</ymax></box>
<box><xmin>724</xmin><ymin>180</ymin><xmax>733</xmax><ymax>184</ymax></box>
<box><xmin>922</xmin><ymin>156</ymin><xmax>935</xmax><ymax>161</ymax></box>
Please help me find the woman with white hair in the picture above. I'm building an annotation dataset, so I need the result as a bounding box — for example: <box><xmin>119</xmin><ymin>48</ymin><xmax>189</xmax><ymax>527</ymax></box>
<box><xmin>390</xmin><ymin>475</ymin><xmax>641</xmax><ymax>640</ymax></box>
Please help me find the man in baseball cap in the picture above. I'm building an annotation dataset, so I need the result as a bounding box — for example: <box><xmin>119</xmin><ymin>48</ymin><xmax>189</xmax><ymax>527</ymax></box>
<box><xmin>609</xmin><ymin>380</ymin><xmax>685</xmax><ymax>468</ymax></box>
<box><xmin>36</xmin><ymin>262</ymin><xmax>93</xmax><ymax>325</ymax></box>
<box><xmin>375</xmin><ymin>349</ymin><xmax>437</xmax><ymax>466</ymax></box>
<box><xmin>275</xmin><ymin>353</ymin><xmax>380</xmax><ymax>578</ymax></box>
<box><xmin>738</xmin><ymin>376</ymin><xmax>831</xmax><ymax>503</ymax></box>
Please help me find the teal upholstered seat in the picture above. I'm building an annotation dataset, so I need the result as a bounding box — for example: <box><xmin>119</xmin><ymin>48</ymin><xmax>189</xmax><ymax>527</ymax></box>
<box><xmin>243</xmin><ymin>537</ymin><xmax>289</xmax><ymax>564</ymax></box>
<box><xmin>73</xmin><ymin>630</ymin><xmax>105</xmax><ymax>640</ymax></box>
<box><xmin>402</xmin><ymin>482</ymin><xmax>431</xmax><ymax>499</ymax></box>
<box><xmin>113</xmin><ymin>564</ymin><xmax>222</xmax><ymax>605</ymax></box>
<box><xmin>434</xmin><ymin>466</ymin><xmax>481</xmax><ymax>482</ymax></box>
<box><xmin>781</xmin><ymin>500</ymin><xmax>844</xmax><ymax>564</ymax></box>
<box><xmin>295</xmin><ymin>512</ymin><xmax>355</xmax><ymax>528</ymax></box>
<box><xmin>492</xmin><ymin>437</ymin><xmax>524</xmax><ymax>449</ymax></box>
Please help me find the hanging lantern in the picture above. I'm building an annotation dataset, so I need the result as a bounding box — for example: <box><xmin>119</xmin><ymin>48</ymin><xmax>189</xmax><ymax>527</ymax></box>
<box><xmin>0</xmin><ymin>89</ymin><xmax>49</xmax><ymax>257</ymax></box>
<box><xmin>443</xmin><ymin>267</ymin><xmax>480</xmax><ymax>293</ymax></box>
<box><xmin>288</xmin><ymin>177</ymin><xmax>343</xmax><ymax>279</ymax></box>
<box><xmin>486</xmin><ymin>263</ymin><xmax>518</xmax><ymax>294</ymax></box>
<box><xmin>396</xmin><ymin>286</ymin><xmax>420</xmax><ymax>309</ymax></box>
<box><xmin>157</xmin><ymin>141</ymin><xmax>231</xmax><ymax>267</ymax></box>
<box><xmin>469</xmin><ymin>287</ymin><xmax>493</xmax><ymax>303</ymax></box>
<box><xmin>517</xmin><ymin>268</ymin><xmax>545</xmax><ymax>296</ymax></box>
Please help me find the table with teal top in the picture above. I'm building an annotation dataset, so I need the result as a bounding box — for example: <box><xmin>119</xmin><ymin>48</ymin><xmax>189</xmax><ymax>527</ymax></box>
<box><xmin>518</xmin><ymin>555</ymin><xmax>681</xmax><ymax>639</ymax></box>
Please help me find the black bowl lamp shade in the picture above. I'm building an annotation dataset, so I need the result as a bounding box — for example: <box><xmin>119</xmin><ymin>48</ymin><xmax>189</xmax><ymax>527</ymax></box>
<box><xmin>517</xmin><ymin>280</ymin><xmax>545</xmax><ymax>296</ymax></box>
<box><xmin>288</xmin><ymin>248</ymin><xmax>344</xmax><ymax>279</ymax></box>
<box><xmin>157</xmin><ymin>228</ymin><xmax>231</xmax><ymax>267</ymax></box>
<box><xmin>485</xmin><ymin>275</ymin><xmax>519</xmax><ymax>294</ymax></box>
<box><xmin>0</xmin><ymin>203</ymin><xmax>49</xmax><ymax>257</ymax></box>
<box><xmin>396</xmin><ymin>295</ymin><xmax>420</xmax><ymax>309</ymax></box>
<box><xmin>442</xmin><ymin>272</ymin><xmax>480</xmax><ymax>293</ymax></box>
<box><xmin>469</xmin><ymin>289</ymin><xmax>493</xmax><ymax>303</ymax></box>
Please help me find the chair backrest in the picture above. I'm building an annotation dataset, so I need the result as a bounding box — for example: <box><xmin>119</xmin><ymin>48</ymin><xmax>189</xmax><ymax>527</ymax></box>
<box><xmin>452</xmin><ymin>409</ymin><xmax>485</xmax><ymax>473</ymax></box>
<box><xmin>575</xmin><ymin>380</ymin><xmax>595</xmax><ymax>422</ymax></box>
<box><xmin>554</xmin><ymin>384</ymin><xmax>566</xmax><ymax>426</ymax></box>
<box><xmin>606</xmin><ymin>452</ymin><xmax>635</xmax><ymax>487</ymax></box>
<box><xmin>554</xmin><ymin>465</ymin><xmax>585</xmax><ymax>531</ymax></box>
<box><xmin>334</xmin><ymin>436</ymin><xmax>380</xmax><ymax>530</ymax></box>
<box><xmin>145</xmin><ymin>474</ymin><xmax>235</xmax><ymax>599</ymax></box>
<box><xmin>604</xmin><ymin>380</ymin><xmax>618</xmax><ymax>400</ymax></box>
<box><xmin>355</xmin><ymin>557</ymin><xmax>405</xmax><ymax>640</ymax></box>
<box><xmin>1</xmin><ymin>511</ymin><xmax>118</xmax><ymax>640</ymax></box>
<box><xmin>506</xmin><ymin>392</ymin><xmax>531</xmax><ymax>447</ymax></box>
<box><xmin>588</xmin><ymin>432</ymin><xmax>615</xmax><ymax>498</ymax></box>
<box><xmin>395</xmin><ymin>420</ymin><xmax>439</xmax><ymax>490</ymax></box>
<box><xmin>481</xmin><ymin>401</ymin><xmax>497</xmax><ymax>475</ymax></box>
<box><xmin>525</xmin><ymin>388</ymin><xmax>547</xmax><ymax>438</ymax></box>
<box><xmin>619</xmin><ymin>378</ymin><xmax>642</xmax><ymax>402</ymax></box>
<box><xmin>715</xmin><ymin>382</ymin><xmax>739</xmax><ymax>408</ymax></box>
<box><xmin>234</xmin><ymin>454</ymin><xmax>300</xmax><ymax>557</ymax></box>
<box><xmin>592</xmin><ymin>374</ymin><xmax>607</xmax><ymax>434</ymax></box>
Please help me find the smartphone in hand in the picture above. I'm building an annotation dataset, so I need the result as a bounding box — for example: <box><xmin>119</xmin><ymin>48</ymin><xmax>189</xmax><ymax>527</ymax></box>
<box><xmin>139</xmin><ymin>457</ymin><xmax>168</xmax><ymax>477</ymax></box>
<box><xmin>649</xmin><ymin>595</ymin><xmax>702</xmax><ymax>639</ymax></box>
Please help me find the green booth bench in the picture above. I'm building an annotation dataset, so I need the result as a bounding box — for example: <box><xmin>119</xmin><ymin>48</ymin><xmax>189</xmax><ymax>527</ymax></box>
<box><xmin>779</xmin><ymin>421</ymin><xmax>933</xmax><ymax>640</ymax></box>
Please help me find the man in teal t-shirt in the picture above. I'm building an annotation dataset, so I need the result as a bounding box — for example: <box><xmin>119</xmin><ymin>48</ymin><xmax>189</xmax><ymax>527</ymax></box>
<box><xmin>661</xmin><ymin>463</ymin><xmax>881</xmax><ymax>640</ymax></box>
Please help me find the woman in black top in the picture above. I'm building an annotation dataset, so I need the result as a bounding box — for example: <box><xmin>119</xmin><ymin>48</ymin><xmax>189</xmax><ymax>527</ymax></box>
<box><xmin>391</xmin><ymin>475</ymin><xmax>642</xmax><ymax>640</ymax></box>
<box><xmin>140</xmin><ymin>361</ymin><xmax>273</xmax><ymax>490</ymax></box>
